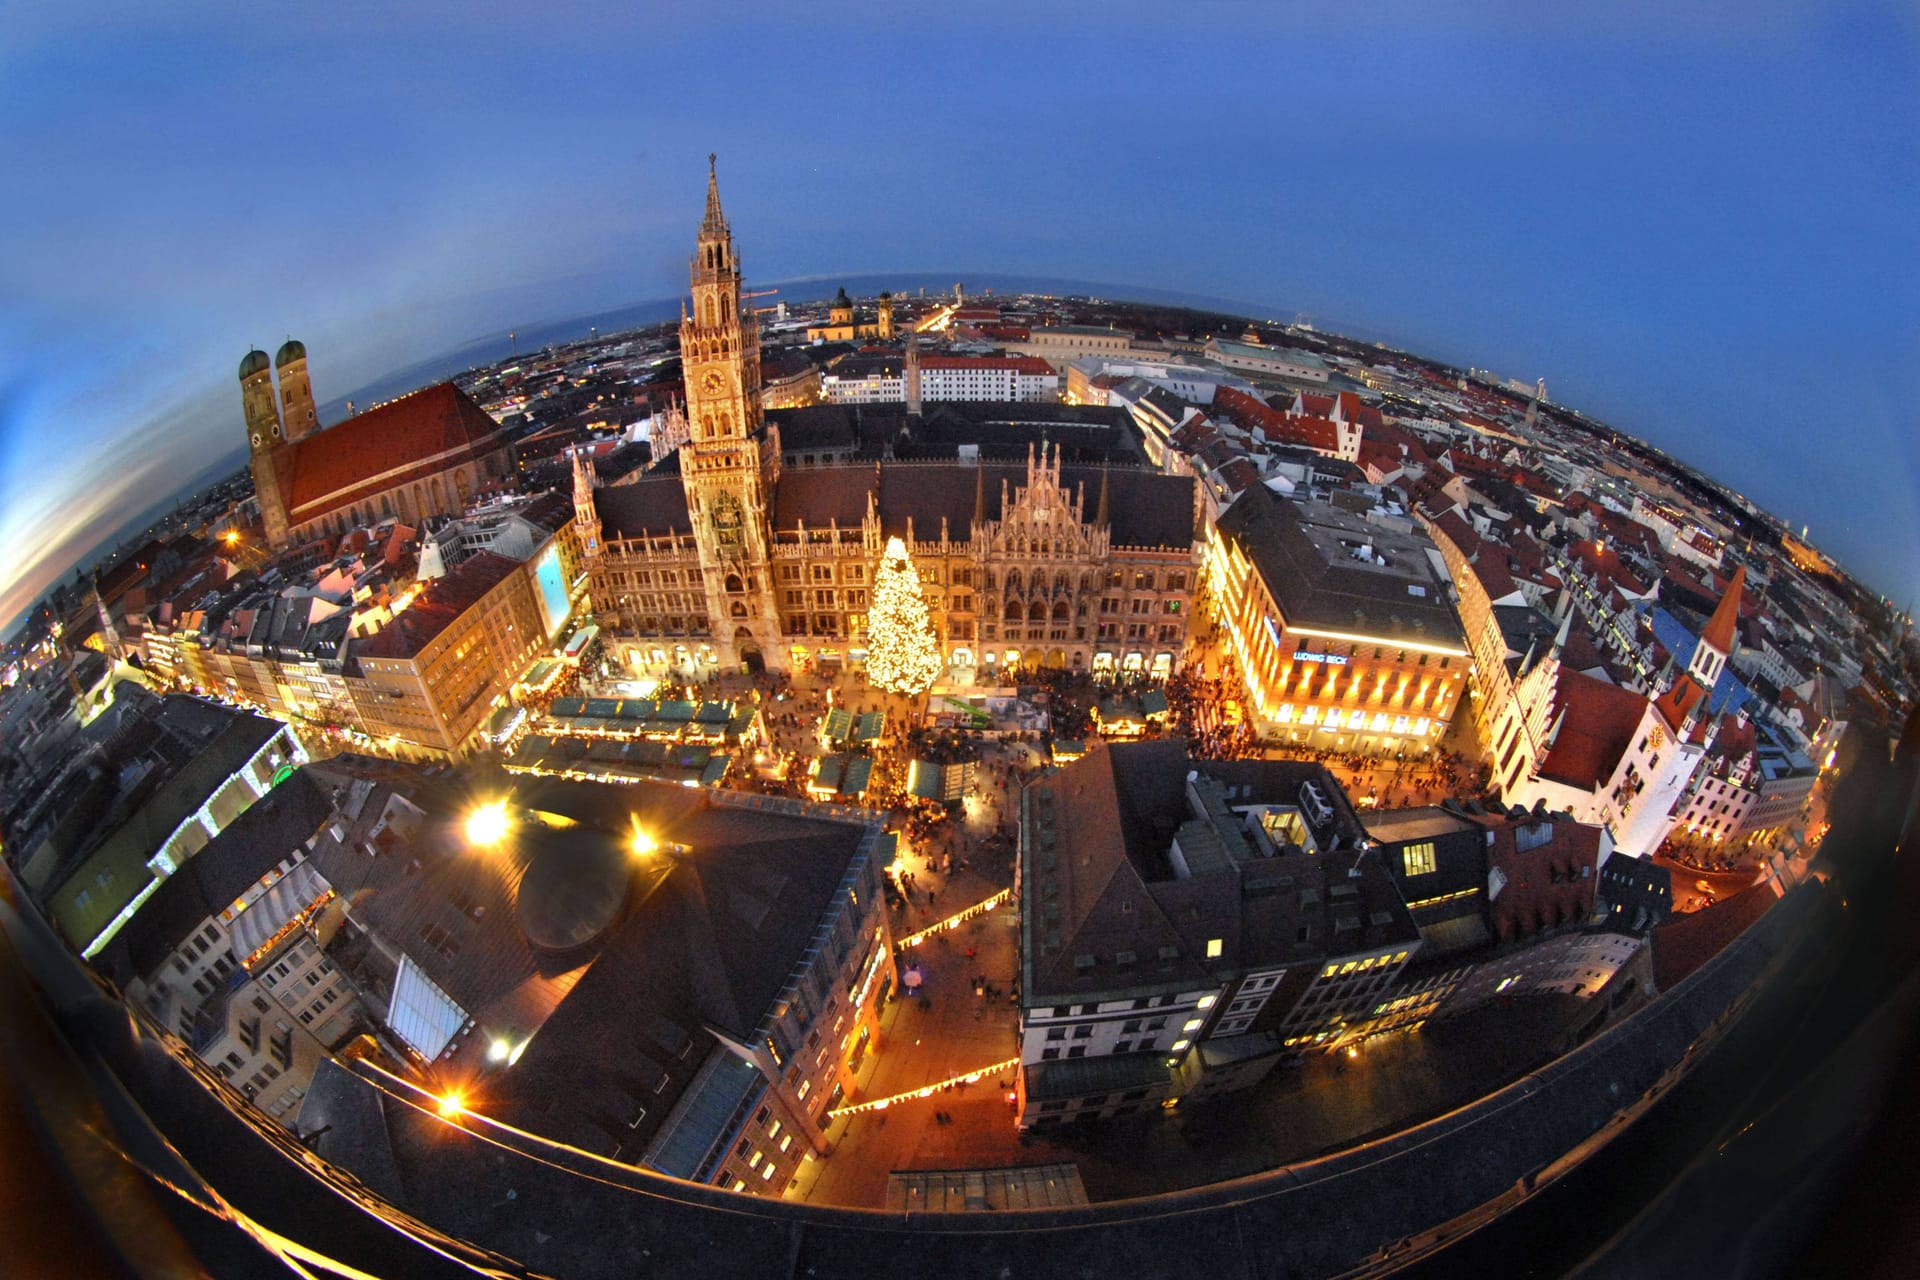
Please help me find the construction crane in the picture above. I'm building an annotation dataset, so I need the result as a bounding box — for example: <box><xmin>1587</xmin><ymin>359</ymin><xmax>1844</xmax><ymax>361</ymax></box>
<box><xmin>745</xmin><ymin>286</ymin><xmax>780</xmax><ymax>316</ymax></box>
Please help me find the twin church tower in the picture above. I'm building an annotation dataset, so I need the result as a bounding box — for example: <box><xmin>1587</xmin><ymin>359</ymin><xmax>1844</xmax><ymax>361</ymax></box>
<box><xmin>239</xmin><ymin>341</ymin><xmax>317</xmax><ymax>543</ymax></box>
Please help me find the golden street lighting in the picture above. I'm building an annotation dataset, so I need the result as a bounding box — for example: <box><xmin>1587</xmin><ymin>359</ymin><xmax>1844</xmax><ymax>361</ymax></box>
<box><xmin>465</xmin><ymin>800</ymin><xmax>511</xmax><ymax>847</ymax></box>
<box><xmin>435</xmin><ymin>1090</ymin><xmax>467</xmax><ymax>1119</ymax></box>
<box><xmin>628</xmin><ymin>818</ymin><xmax>657</xmax><ymax>859</ymax></box>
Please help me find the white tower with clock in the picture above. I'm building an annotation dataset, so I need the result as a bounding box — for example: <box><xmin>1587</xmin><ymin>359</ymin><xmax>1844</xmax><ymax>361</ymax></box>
<box><xmin>678</xmin><ymin>155</ymin><xmax>782</xmax><ymax>672</ymax></box>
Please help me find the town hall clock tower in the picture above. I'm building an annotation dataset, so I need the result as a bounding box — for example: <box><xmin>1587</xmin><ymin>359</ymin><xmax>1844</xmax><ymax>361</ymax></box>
<box><xmin>678</xmin><ymin>156</ymin><xmax>781</xmax><ymax>671</ymax></box>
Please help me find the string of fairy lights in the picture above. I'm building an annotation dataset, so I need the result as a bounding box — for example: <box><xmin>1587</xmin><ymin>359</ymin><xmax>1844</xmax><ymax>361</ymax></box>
<box><xmin>893</xmin><ymin>887</ymin><xmax>1012</xmax><ymax>948</ymax></box>
<box><xmin>826</xmin><ymin>1058</ymin><xmax>1023</xmax><ymax>1118</ymax></box>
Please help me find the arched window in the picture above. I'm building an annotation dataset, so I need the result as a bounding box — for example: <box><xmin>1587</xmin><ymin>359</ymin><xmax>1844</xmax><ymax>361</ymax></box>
<box><xmin>430</xmin><ymin>476</ymin><xmax>445</xmax><ymax>511</ymax></box>
<box><xmin>1052</xmin><ymin>601</ymin><xmax>1069</xmax><ymax>622</ymax></box>
<box><xmin>1028</xmin><ymin>601</ymin><xmax>1047</xmax><ymax>623</ymax></box>
<box><xmin>722</xmin><ymin>295</ymin><xmax>732</xmax><ymax>324</ymax></box>
<box><xmin>720</xmin><ymin>412</ymin><xmax>732</xmax><ymax>435</ymax></box>
<box><xmin>730</xmin><ymin>601</ymin><xmax>748</xmax><ymax>618</ymax></box>
<box><xmin>725</xmin><ymin>574</ymin><xmax>743</xmax><ymax>593</ymax></box>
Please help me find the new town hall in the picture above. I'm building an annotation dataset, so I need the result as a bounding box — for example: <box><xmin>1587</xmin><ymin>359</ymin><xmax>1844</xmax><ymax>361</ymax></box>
<box><xmin>571</xmin><ymin>160</ymin><xmax>1203</xmax><ymax>681</ymax></box>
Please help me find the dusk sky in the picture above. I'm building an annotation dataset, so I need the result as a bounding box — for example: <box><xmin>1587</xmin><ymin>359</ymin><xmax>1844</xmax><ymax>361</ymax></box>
<box><xmin>3</xmin><ymin>1</ymin><xmax>1915</xmax><ymax>629</ymax></box>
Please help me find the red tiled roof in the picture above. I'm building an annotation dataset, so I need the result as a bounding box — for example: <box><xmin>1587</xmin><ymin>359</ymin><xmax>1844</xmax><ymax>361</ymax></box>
<box><xmin>919</xmin><ymin>355</ymin><xmax>1055</xmax><ymax>375</ymax></box>
<box><xmin>1486</xmin><ymin>815</ymin><xmax>1605</xmax><ymax>943</ymax></box>
<box><xmin>1570</xmin><ymin>538</ymin><xmax>1653</xmax><ymax>598</ymax></box>
<box><xmin>280</xmin><ymin>383</ymin><xmax>505</xmax><ymax>515</ymax></box>
<box><xmin>1557</xmin><ymin>626</ymin><xmax>1609</xmax><ymax>675</ymax></box>
<box><xmin>1214</xmin><ymin>387</ymin><xmax>1344</xmax><ymax>456</ymax></box>
<box><xmin>1699</xmin><ymin>564</ymin><xmax>1745</xmax><ymax>655</ymax></box>
<box><xmin>1471</xmin><ymin>554</ymin><xmax>1520</xmax><ymax>604</ymax></box>
<box><xmin>1539</xmin><ymin>670</ymin><xmax>1648</xmax><ymax>789</ymax></box>
<box><xmin>354</xmin><ymin>552</ymin><xmax>520</xmax><ymax>661</ymax></box>
<box><xmin>1651</xmin><ymin>880</ymin><xmax>1777</xmax><ymax>990</ymax></box>
<box><xmin>1653</xmin><ymin>673</ymin><xmax>1711</xmax><ymax>742</ymax></box>
<box><xmin>1430</xmin><ymin>511</ymin><xmax>1481</xmax><ymax>558</ymax></box>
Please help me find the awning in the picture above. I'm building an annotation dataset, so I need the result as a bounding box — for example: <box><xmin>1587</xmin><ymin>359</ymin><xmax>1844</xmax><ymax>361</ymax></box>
<box><xmin>226</xmin><ymin>860</ymin><xmax>331</xmax><ymax>959</ymax></box>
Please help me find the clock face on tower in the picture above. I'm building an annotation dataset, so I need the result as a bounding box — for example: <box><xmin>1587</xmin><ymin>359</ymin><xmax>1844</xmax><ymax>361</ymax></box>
<box><xmin>702</xmin><ymin>370</ymin><xmax>724</xmax><ymax>396</ymax></box>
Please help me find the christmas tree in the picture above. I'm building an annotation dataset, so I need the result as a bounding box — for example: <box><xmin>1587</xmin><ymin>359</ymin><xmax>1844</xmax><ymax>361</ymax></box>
<box><xmin>866</xmin><ymin>536</ymin><xmax>943</xmax><ymax>695</ymax></box>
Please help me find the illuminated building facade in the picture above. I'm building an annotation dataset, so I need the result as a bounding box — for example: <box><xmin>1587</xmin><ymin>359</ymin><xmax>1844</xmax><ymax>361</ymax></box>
<box><xmin>573</xmin><ymin>162</ymin><xmax>1201</xmax><ymax>681</ymax></box>
<box><xmin>1207</xmin><ymin>484</ymin><xmax>1468</xmax><ymax>755</ymax></box>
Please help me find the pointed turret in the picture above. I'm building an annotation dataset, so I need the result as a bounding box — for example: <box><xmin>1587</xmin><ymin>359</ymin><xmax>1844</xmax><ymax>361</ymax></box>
<box><xmin>701</xmin><ymin>152</ymin><xmax>727</xmax><ymax>239</ymax></box>
<box><xmin>1699</xmin><ymin>564</ymin><xmax>1745</xmax><ymax>656</ymax></box>
<box><xmin>1688</xmin><ymin>563</ymin><xmax>1744</xmax><ymax>688</ymax></box>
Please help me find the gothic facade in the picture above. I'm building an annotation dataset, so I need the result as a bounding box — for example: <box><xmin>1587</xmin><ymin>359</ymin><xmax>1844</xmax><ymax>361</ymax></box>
<box><xmin>572</xmin><ymin>160</ymin><xmax>1202</xmax><ymax>681</ymax></box>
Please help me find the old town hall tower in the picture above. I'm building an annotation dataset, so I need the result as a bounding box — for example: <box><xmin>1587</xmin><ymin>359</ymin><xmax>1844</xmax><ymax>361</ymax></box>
<box><xmin>679</xmin><ymin>155</ymin><xmax>781</xmax><ymax>670</ymax></box>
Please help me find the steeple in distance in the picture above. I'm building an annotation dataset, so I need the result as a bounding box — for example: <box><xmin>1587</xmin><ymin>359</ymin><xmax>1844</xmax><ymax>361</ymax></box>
<box><xmin>1688</xmin><ymin>564</ymin><xmax>1745</xmax><ymax>688</ymax></box>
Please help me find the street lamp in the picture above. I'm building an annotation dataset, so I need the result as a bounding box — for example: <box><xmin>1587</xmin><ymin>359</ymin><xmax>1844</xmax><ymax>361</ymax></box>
<box><xmin>465</xmin><ymin>800</ymin><xmax>511</xmax><ymax>847</ymax></box>
<box><xmin>628</xmin><ymin>817</ymin><xmax>657</xmax><ymax>860</ymax></box>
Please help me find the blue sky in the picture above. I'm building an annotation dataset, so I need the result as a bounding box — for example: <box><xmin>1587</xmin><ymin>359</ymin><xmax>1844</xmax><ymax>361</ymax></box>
<box><xmin>3</xmin><ymin>0</ymin><xmax>1916</xmax><ymax>627</ymax></box>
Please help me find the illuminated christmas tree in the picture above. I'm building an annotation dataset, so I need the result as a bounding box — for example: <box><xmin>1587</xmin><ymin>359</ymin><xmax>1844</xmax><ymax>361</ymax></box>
<box><xmin>866</xmin><ymin>536</ymin><xmax>943</xmax><ymax>695</ymax></box>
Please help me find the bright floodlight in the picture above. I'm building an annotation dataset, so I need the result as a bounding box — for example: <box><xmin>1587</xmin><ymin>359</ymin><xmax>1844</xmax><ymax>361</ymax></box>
<box><xmin>628</xmin><ymin>818</ymin><xmax>657</xmax><ymax>859</ymax></box>
<box><xmin>436</xmin><ymin>1090</ymin><xmax>466</xmax><ymax>1118</ymax></box>
<box><xmin>487</xmin><ymin>1038</ymin><xmax>511</xmax><ymax>1064</ymax></box>
<box><xmin>465</xmin><ymin>800</ymin><xmax>511</xmax><ymax>847</ymax></box>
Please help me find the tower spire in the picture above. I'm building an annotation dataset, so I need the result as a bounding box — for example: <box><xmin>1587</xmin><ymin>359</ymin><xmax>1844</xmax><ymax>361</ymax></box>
<box><xmin>702</xmin><ymin>153</ymin><xmax>726</xmax><ymax>237</ymax></box>
<box><xmin>1688</xmin><ymin>563</ymin><xmax>1744</xmax><ymax>688</ymax></box>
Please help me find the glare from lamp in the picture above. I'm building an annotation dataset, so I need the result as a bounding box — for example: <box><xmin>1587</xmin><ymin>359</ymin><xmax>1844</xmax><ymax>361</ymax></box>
<box><xmin>465</xmin><ymin>801</ymin><xmax>511</xmax><ymax>847</ymax></box>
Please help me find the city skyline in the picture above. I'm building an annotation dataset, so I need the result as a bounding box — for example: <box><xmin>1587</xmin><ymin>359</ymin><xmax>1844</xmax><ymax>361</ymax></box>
<box><xmin>3</xmin><ymin>1</ymin><xmax>1916</xmax><ymax>629</ymax></box>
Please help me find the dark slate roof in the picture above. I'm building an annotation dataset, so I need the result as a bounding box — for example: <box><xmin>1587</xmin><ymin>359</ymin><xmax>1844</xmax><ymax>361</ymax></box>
<box><xmin>770</xmin><ymin>404</ymin><xmax>860</xmax><ymax>452</ymax></box>
<box><xmin>1366</xmin><ymin>805</ymin><xmax>1487</xmax><ymax>905</ymax></box>
<box><xmin>1595</xmin><ymin>854</ymin><xmax>1674</xmax><ymax>936</ymax></box>
<box><xmin>772</xmin><ymin>462</ymin><xmax>1195</xmax><ymax>550</ymax></box>
<box><xmin>596</xmin><ymin>475</ymin><xmax>693</xmax><ymax>538</ymax></box>
<box><xmin>1215</xmin><ymin>482</ymin><xmax>1465</xmax><ymax>649</ymax></box>
<box><xmin>38</xmin><ymin>703</ymin><xmax>288</xmax><ymax>946</ymax></box>
<box><xmin>94</xmin><ymin>769</ymin><xmax>335</xmax><ymax>985</ymax></box>
<box><xmin>298</xmin><ymin>1058</ymin><xmax>408</xmax><ymax>1203</ymax></box>
<box><xmin>773</xmin><ymin>466</ymin><xmax>871</xmax><ymax>529</ymax></box>
<box><xmin>1023</xmin><ymin>741</ymin><xmax>1408</xmax><ymax>1001</ymax></box>
<box><xmin>469</xmin><ymin>779</ymin><xmax>873</xmax><ymax>1158</ymax></box>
